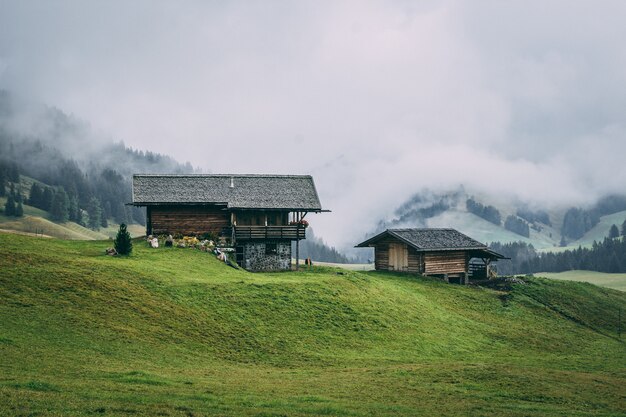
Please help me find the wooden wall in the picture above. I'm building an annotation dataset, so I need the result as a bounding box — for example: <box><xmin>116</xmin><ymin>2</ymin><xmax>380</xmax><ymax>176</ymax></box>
<box><xmin>424</xmin><ymin>251</ymin><xmax>467</xmax><ymax>275</ymax></box>
<box><xmin>149</xmin><ymin>205</ymin><xmax>229</xmax><ymax>236</ymax></box>
<box><xmin>374</xmin><ymin>237</ymin><xmax>392</xmax><ymax>270</ymax></box>
<box><xmin>372</xmin><ymin>237</ymin><xmax>468</xmax><ymax>275</ymax></box>
<box><xmin>407</xmin><ymin>247</ymin><xmax>424</xmax><ymax>273</ymax></box>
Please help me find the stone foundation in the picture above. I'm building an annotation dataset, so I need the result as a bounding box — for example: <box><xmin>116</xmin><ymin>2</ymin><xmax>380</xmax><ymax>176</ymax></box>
<box><xmin>239</xmin><ymin>241</ymin><xmax>291</xmax><ymax>271</ymax></box>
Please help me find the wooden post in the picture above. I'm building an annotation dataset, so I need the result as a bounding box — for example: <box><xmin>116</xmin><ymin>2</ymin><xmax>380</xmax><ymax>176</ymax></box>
<box><xmin>296</xmin><ymin>238</ymin><xmax>300</xmax><ymax>271</ymax></box>
<box><xmin>146</xmin><ymin>206</ymin><xmax>152</xmax><ymax>236</ymax></box>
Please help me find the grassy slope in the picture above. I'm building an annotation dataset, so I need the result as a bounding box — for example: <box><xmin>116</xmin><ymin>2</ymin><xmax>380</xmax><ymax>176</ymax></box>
<box><xmin>538</xmin><ymin>271</ymin><xmax>626</xmax><ymax>292</ymax></box>
<box><xmin>570</xmin><ymin>210</ymin><xmax>626</xmax><ymax>248</ymax></box>
<box><xmin>1</xmin><ymin>233</ymin><xmax>625</xmax><ymax>417</ymax></box>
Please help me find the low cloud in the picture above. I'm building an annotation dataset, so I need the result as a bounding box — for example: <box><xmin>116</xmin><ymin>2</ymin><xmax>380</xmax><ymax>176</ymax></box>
<box><xmin>1</xmin><ymin>1</ymin><xmax>625</xmax><ymax>248</ymax></box>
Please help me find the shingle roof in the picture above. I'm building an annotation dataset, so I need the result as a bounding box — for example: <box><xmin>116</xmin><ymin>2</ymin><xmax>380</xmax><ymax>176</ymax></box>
<box><xmin>356</xmin><ymin>228</ymin><xmax>488</xmax><ymax>251</ymax></box>
<box><xmin>132</xmin><ymin>174</ymin><xmax>323</xmax><ymax>210</ymax></box>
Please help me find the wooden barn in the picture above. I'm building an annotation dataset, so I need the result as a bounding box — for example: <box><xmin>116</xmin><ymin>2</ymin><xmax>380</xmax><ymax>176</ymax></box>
<box><xmin>131</xmin><ymin>174</ymin><xmax>326</xmax><ymax>271</ymax></box>
<box><xmin>356</xmin><ymin>228</ymin><xmax>507</xmax><ymax>283</ymax></box>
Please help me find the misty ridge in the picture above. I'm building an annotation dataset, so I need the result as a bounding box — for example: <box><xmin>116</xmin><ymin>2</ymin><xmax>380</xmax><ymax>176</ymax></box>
<box><xmin>0</xmin><ymin>90</ymin><xmax>197</xmax><ymax>227</ymax></box>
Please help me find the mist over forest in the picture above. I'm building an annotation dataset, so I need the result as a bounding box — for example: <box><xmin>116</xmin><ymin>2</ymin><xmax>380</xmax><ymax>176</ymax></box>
<box><xmin>0</xmin><ymin>91</ymin><xmax>195</xmax><ymax>228</ymax></box>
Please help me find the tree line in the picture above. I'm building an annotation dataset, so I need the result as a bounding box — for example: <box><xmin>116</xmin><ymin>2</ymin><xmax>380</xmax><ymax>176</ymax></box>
<box><xmin>490</xmin><ymin>223</ymin><xmax>626</xmax><ymax>275</ymax></box>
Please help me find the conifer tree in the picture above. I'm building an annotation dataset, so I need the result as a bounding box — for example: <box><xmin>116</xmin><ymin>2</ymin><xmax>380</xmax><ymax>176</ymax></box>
<box><xmin>29</xmin><ymin>183</ymin><xmax>42</xmax><ymax>208</ymax></box>
<box><xmin>15</xmin><ymin>201</ymin><xmax>23</xmax><ymax>217</ymax></box>
<box><xmin>68</xmin><ymin>193</ymin><xmax>80</xmax><ymax>222</ymax></box>
<box><xmin>4</xmin><ymin>193</ymin><xmax>16</xmax><ymax>216</ymax></box>
<box><xmin>621</xmin><ymin>219</ymin><xmax>626</xmax><ymax>237</ymax></box>
<box><xmin>609</xmin><ymin>224</ymin><xmax>620</xmax><ymax>239</ymax></box>
<box><xmin>41</xmin><ymin>187</ymin><xmax>54</xmax><ymax>211</ymax></box>
<box><xmin>87</xmin><ymin>196</ymin><xmax>102</xmax><ymax>230</ymax></box>
<box><xmin>114</xmin><ymin>223</ymin><xmax>133</xmax><ymax>255</ymax></box>
<box><xmin>50</xmin><ymin>189</ymin><xmax>70</xmax><ymax>222</ymax></box>
<box><xmin>0</xmin><ymin>169</ymin><xmax>5</xmax><ymax>197</ymax></box>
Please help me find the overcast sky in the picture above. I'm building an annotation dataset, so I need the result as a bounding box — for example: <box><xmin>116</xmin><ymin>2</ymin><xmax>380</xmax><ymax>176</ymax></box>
<box><xmin>1</xmin><ymin>1</ymin><xmax>626</xmax><ymax>247</ymax></box>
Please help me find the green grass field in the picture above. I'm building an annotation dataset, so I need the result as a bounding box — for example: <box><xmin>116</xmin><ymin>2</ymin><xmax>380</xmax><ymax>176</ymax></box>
<box><xmin>1</xmin><ymin>233</ymin><xmax>625</xmax><ymax>416</ymax></box>
<box><xmin>537</xmin><ymin>270</ymin><xmax>626</xmax><ymax>292</ymax></box>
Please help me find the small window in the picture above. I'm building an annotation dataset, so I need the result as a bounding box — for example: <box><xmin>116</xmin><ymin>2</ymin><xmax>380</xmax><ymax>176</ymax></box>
<box><xmin>265</xmin><ymin>243</ymin><xmax>277</xmax><ymax>255</ymax></box>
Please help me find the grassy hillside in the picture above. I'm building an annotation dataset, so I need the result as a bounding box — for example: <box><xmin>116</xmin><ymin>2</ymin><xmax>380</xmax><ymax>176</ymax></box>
<box><xmin>1</xmin><ymin>233</ymin><xmax>625</xmax><ymax>416</ymax></box>
<box><xmin>537</xmin><ymin>270</ymin><xmax>626</xmax><ymax>292</ymax></box>
<box><xmin>570</xmin><ymin>210</ymin><xmax>626</xmax><ymax>248</ymax></box>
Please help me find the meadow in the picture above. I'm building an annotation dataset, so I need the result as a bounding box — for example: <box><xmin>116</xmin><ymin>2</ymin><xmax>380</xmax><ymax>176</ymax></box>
<box><xmin>1</xmin><ymin>233</ymin><xmax>625</xmax><ymax>416</ymax></box>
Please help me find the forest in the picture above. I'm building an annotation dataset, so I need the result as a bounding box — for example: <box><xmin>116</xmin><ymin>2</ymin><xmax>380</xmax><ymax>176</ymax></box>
<box><xmin>491</xmin><ymin>224</ymin><xmax>626</xmax><ymax>275</ymax></box>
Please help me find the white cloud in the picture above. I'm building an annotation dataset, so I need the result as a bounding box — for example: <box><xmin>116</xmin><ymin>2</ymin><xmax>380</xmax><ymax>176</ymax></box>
<box><xmin>1</xmin><ymin>0</ymin><xmax>625</xmax><ymax>247</ymax></box>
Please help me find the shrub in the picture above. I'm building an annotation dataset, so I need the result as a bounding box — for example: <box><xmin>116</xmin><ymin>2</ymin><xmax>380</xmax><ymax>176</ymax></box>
<box><xmin>114</xmin><ymin>223</ymin><xmax>133</xmax><ymax>255</ymax></box>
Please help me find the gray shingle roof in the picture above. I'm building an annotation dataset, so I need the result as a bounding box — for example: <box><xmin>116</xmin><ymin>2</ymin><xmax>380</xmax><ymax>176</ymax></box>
<box><xmin>356</xmin><ymin>228</ymin><xmax>488</xmax><ymax>251</ymax></box>
<box><xmin>132</xmin><ymin>174</ymin><xmax>323</xmax><ymax>210</ymax></box>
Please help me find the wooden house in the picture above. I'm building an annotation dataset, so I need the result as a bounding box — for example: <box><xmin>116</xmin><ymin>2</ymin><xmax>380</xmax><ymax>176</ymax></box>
<box><xmin>356</xmin><ymin>228</ymin><xmax>507</xmax><ymax>283</ymax></box>
<box><xmin>131</xmin><ymin>174</ymin><xmax>325</xmax><ymax>271</ymax></box>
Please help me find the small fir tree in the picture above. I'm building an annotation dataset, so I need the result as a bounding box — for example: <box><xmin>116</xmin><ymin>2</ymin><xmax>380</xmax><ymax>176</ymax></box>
<box><xmin>50</xmin><ymin>189</ymin><xmax>70</xmax><ymax>222</ymax></box>
<box><xmin>621</xmin><ymin>219</ymin><xmax>626</xmax><ymax>237</ymax></box>
<box><xmin>15</xmin><ymin>201</ymin><xmax>23</xmax><ymax>217</ymax></box>
<box><xmin>0</xmin><ymin>169</ymin><xmax>6</xmax><ymax>197</ymax></box>
<box><xmin>114</xmin><ymin>223</ymin><xmax>133</xmax><ymax>255</ymax></box>
<box><xmin>41</xmin><ymin>187</ymin><xmax>54</xmax><ymax>211</ymax></box>
<box><xmin>29</xmin><ymin>183</ymin><xmax>42</xmax><ymax>208</ymax></box>
<box><xmin>609</xmin><ymin>224</ymin><xmax>620</xmax><ymax>239</ymax></box>
<box><xmin>4</xmin><ymin>193</ymin><xmax>16</xmax><ymax>216</ymax></box>
<box><xmin>87</xmin><ymin>196</ymin><xmax>102</xmax><ymax>230</ymax></box>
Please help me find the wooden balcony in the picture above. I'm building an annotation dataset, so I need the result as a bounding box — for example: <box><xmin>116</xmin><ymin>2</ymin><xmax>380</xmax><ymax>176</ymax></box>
<box><xmin>233</xmin><ymin>225</ymin><xmax>306</xmax><ymax>240</ymax></box>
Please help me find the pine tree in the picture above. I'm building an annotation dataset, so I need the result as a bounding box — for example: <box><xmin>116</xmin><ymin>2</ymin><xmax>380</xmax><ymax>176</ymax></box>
<box><xmin>50</xmin><ymin>189</ymin><xmax>70</xmax><ymax>222</ymax></box>
<box><xmin>41</xmin><ymin>187</ymin><xmax>54</xmax><ymax>211</ymax></box>
<box><xmin>14</xmin><ymin>186</ymin><xmax>23</xmax><ymax>203</ymax></box>
<box><xmin>87</xmin><ymin>197</ymin><xmax>102</xmax><ymax>230</ymax></box>
<box><xmin>68</xmin><ymin>193</ymin><xmax>80</xmax><ymax>222</ymax></box>
<box><xmin>15</xmin><ymin>201</ymin><xmax>23</xmax><ymax>217</ymax></box>
<box><xmin>621</xmin><ymin>219</ymin><xmax>626</xmax><ymax>237</ymax></box>
<box><xmin>609</xmin><ymin>224</ymin><xmax>620</xmax><ymax>239</ymax></box>
<box><xmin>101</xmin><ymin>215</ymin><xmax>108</xmax><ymax>228</ymax></box>
<box><xmin>0</xmin><ymin>169</ymin><xmax>5</xmax><ymax>197</ymax></box>
<box><xmin>28</xmin><ymin>183</ymin><xmax>42</xmax><ymax>208</ymax></box>
<box><xmin>4</xmin><ymin>193</ymin><xmax>16</xmax><ymax>216</ymax></box>
<box><xmin>114</xmin><ymin>223</ymin><xmax>133</xmax><ymax>255</ymax></box>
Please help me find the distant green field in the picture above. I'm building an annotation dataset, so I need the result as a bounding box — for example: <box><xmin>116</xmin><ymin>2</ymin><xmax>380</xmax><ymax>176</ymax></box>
<box><xmin>538</xmin><ymin>270</ymin><xmax>626</xmax><ymax>292</ymax></box>
<box><xmin>1</xmin><ymin>233</ymin><xmax>624</xmax><ymax>416</ymax></box>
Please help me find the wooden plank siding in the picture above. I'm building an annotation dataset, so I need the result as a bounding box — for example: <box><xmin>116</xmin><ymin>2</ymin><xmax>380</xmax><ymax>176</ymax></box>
<box><xmin>149</xmin><ymin>205</ymin><xmax>229</xmax><ymax>236</ymax></box>
<box><xmin>372</xmin><ymin>240</ymin><xmax>468</xmax><ymax>276</ymax></box>
<box><xmin>407</xmin><ymin>247</ymin><xmax>424</xmax><ymax>273</ymax></box>
<box><xmin>424</xmin><ymin>251</ymin><xmax>468</xmax><ymax>275</ymax></box>
<box><xmin>374</xmin><ymin>237</ymin><xmax>396</xmax><ymax>270</ymax></box>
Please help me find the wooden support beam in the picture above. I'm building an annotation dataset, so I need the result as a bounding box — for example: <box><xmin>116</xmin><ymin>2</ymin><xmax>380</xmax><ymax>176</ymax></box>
<box><xmin>295</xmin><ymin>239</ymin><xmax>300</xmax><ymax>271</ymax></box>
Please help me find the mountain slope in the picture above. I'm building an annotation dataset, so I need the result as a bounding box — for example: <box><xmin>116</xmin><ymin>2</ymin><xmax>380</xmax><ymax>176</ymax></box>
<box><xmin>383</xmin><ymin>190</ymin><xmax>626</xmax><ymax>252</ymax></box>
<box><xmin>1</xmin><ymin>233</ymin><xmax>624</xmax><ymax>416</ymax></box>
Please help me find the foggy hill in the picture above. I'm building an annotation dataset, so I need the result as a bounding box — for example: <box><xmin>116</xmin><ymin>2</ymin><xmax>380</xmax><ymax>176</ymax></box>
<box><xmin>0</xmin><ymin>90</ymin><xmax>197</xmax><ymax>227</ymax></box>
<box><xmin>372</xmin><ymin>188</ymin><xmax>626</xmax><ymax>252</ymax></box>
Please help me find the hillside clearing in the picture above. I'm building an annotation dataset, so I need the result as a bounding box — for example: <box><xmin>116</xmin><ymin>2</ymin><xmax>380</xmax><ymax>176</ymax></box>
<box><xmin>537</xmin><ymin>270</ymin><xmax>626</xmax><ymax>292</ymax></box>
<box><xmin>1</xmin><ymin>233</ymin><xmax>624</xmax><ymax>416</ymax></box>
